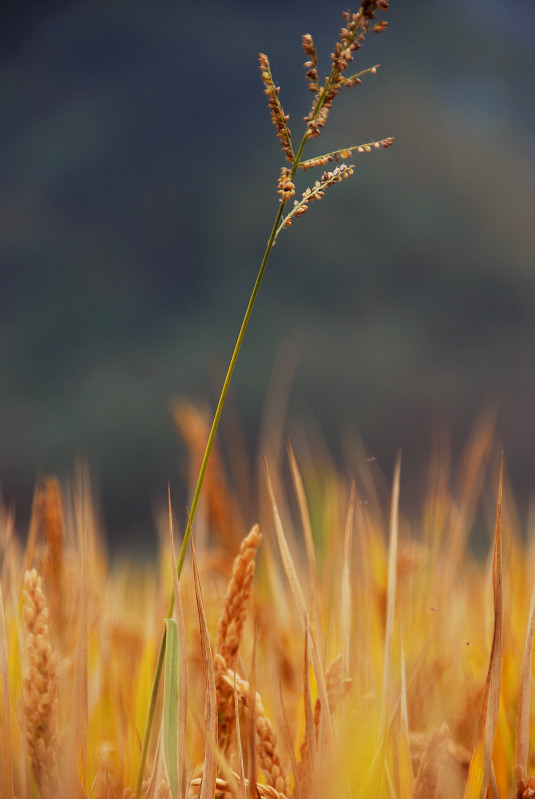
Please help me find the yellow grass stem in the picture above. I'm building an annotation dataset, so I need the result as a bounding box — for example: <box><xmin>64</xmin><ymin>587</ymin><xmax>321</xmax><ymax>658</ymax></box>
<box><xmin>134</xmin><ymin>8</ymin><xmax>392</xmax><ymax>789</ymax></box>
<box><xmin>380</xmin><ymin>451</ymin><xmax>401</xmax><ymax>735</ymax></box>
<box><xmin>135</xmin><ymin>194</ymin><xmax>287</xmax><ymax>799</ymax></box>
<box><xmin>135</xmin><ymin>133</ymin><xmax>317</xmax><ymax>791</ymax></box>
<box><xmin>463</xmin><ymin>455</ymin><xmax>503</xmax><ymax>799</ymax></box>
<box><xmin>136</xmin><ymin>101</ymin><xmax>353</xmax><ymax>799</ymax></box>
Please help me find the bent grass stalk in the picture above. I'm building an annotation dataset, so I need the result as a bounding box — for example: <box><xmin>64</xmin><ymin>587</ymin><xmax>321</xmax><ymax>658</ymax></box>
<box><xmin>135</xmin><ymin>6</ymin><xmax>392</xmax><ymax>795</ymax></box>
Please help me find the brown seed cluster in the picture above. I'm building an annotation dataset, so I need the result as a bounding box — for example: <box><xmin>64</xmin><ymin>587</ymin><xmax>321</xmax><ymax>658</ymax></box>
<box><xmin>261</xmin><ymin>3</ymin><xmax>392</xmax><ymax>229</ymax></box>
<box><xmin>214</xmin><ymin>525</ymin><xmax>263</xmax><ymax>749</ymax></box>
<box><xmin>29</xmin><ymin>476</ymin><xmax>66</xmax><ymax>633</ymax></box>
<box><xmin>516</xmin><ymin>766</ymin><xmax>535</xmax><ymax>798</ymax></box>
<box><xmin>299</xmin><ymin>153</ymin><xmax>337</xmax><ymax>172</ymax></box>
<box><xmin>277</xmin><ymin>167</ymin><xmax>296</xmax><ymax>202</ymax></box>
<box><xmin>22</xmin><ymin>568</ymin><xmax>59</xmax><ymax>799</ymax></box>
<box><xmin>222</xmin><ymin>671</ymin><xmax>289</xmax><ymax>797</ymax></box>
<box><xmin>283</xmin><ymin>163</ymin><xmax>355</xmax><ymax>227</ymax></box>
<box><xmin>215</xmin><ymin>524</ymin><xmax>262</xmax><ymax>666</ymax></box>
<box><xmin>302</xmin><ymin>33</ymin><xmax>318</xmax><ymax>93</ymax></box>
<box><xmin>259</xmin><ymin>53</ymin><xmax>294</xmax><ymax>164</ymax></box>
<box><xmin>304</xmin><ymin>3</ymin><xmax>389</xmax><ymax>138</ymax></box>
<box><xmin>355</xmin><ymin>136</ymin><xmax>394</xmax><ymax>154</ymax></box>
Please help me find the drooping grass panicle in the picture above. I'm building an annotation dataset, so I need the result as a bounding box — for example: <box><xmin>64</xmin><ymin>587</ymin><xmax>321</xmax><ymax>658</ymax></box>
<box><xmin>299</xmin><ymin>136</ymin><xmax>394</xmax><ymax>171</ymax></box>
<box><xmin>304</xmin><ymin>3</ymin><xmax>389</xmax><ymax>138</ymax></box>
<box><xmin>22</xmin><ymin>568</ymin><xmax>59</xmax><ymax>799</ymax></box>
<box><xmin>516</xmin><ymin>772</ymin><xmax>535</xmax><ymax>799</ymax></box>
<box><xmin>259</xmin><ymin>53</ymin><xmax>294</xmax><ymax>164</ymax></box>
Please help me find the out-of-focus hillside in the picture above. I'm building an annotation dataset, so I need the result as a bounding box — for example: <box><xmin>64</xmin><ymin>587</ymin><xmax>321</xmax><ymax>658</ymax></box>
<box><xmin>1</xmin><ymin>0</ymin><xmax>534</xmax><ymax>545</ymax></box>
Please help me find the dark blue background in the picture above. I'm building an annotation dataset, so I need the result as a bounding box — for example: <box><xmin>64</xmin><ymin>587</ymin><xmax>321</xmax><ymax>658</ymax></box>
<box><xmin>2</xmin><ymin>1</ymin><xmax>534</xmax><ymax>547</ymax></box>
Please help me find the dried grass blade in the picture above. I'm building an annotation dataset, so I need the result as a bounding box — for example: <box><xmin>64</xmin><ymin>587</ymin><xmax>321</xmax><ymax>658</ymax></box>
<box><xmin>279</xmin><ymin>684</ymin><xmax>300</xmax><ymax>799</ymax></box>
<box><xmin>247</xmin><ymin>635</ymin><xmax>258</xmax><ymax>799</ymax></box>
<box><xmin>169</xmin><ymin>488</ymin><xmax>187</xmax><ymax>799</ymax></box>
<box><xmin>63</xmin><ymin>466</ymin><xmax>89</xmax><ymax>796</ymax></box>
<box><xmin>265</xmin><ymin>461</ymin><xmax>306</xmax><ymax>611</ymax></box>
<box><xmin>303</xmin><ymin>629</ymin><xmax>317</xmax><ymax>772</ymax></box>
<box><xmin>463</xmin><ymin>455</ymin><xmax>503</xmax><ymax>799</ymax></box>
<box><xmin>145</xmin><ymin>730</ymin><xmax>164</xmax><ymax>799</ymax></box>
<box><xmin>342</xmin><ymin>485</ymin><xmax>355</xmax><ymax>678</ymax></box>
<box><xmin>447</xmin><ymin>412</ymin><xmax>496</xmax><ymax>569</ymax></box>
<box><xmin>163</xmin><ymin>618</ymin><xmax>179</xmax><ymax>799</ymax></box>
<box><xmin>287</xmin><ymin>440</ymin><xmax>318</xmax><ymax>591</ymax></box>
<box><xmin>380</xmin><ymin>451</ymin><xmax>401</xmax><ymax>733</ymax></box>
<box><xmin>0</xmin><ymin>581</ymin><xmax>13</xmax><ymax>798</ymax></box>
<box><xmin>265</xmin><ymin>462</ymin><xmax>332</xmax><ymax>746</ymax></box>
<box><xmin>514</xmin><ymin>572</ymin><xmax>535</xmax><ymax>781</ymax></box>
<box><xmin>191</xmin><ymin>537</ymin><xmax>217</xmax><ymax>799</ymax></box>
<box><xmin>413</xmin><ymin>726</ymin><xmax>449</xmax><ymax>799</ymax></box>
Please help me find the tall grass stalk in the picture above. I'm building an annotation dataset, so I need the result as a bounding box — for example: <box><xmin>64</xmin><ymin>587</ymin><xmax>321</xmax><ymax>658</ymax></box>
<box><xmin>135</xmin><ymin>5</ymin><xmax>393</xmax><ymax>794</ymax></box>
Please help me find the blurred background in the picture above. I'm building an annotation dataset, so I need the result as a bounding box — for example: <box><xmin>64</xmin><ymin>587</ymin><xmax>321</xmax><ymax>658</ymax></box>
<box><xmin>2</xmin><ymin>0</ymin><xmax>535</xmax><ymax>550</ymax></box>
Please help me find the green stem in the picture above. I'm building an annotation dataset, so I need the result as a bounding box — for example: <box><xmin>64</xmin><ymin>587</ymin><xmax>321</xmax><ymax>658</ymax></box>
<box><xmin>135</xmin><ymin>186</ymin><xmax>290</xmax><ymax>799</ymax></box>
<box><xmin>135</xmin><ymin>97</ymin><xmax>315</xmax><ymax>799</ymax></box>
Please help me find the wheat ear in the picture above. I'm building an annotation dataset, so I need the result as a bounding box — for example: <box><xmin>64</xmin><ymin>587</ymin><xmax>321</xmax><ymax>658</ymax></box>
<box><xmin>412</xmin><ymin>725</ymin><xmax>450</xmax><ymax>799</ymax></box>
<box><xmin>222</xmin><ymin>671</ymin><xmax>288</xmax><ymax>796</ymax></box>
<box><xmin>214</xmin><ymin>524</ymin><xmax>262</xmax><ymax>750</ymax></box>
<box><xmin>22</xmin><ymin>568</ymin><xmax>59</xmax><ymax>799</ymax></box>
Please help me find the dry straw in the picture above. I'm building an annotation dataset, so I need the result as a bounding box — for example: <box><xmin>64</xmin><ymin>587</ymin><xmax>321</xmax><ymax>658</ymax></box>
<box><xmin>221</xmin><ymin>670</ymin><xmax>289</xmax><ymax>797</ymax></box>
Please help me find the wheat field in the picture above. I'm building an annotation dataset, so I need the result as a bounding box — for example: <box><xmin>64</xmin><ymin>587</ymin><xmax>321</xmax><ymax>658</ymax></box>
<box><xmin>3</xmin><ymin>3</ymin><xmax>534</xmax><ymax>797</ymax></box>
<box><xmin>1</xmin><ymin>407</ymin><xmax>535</xmax><ymax>799</ymax></box>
